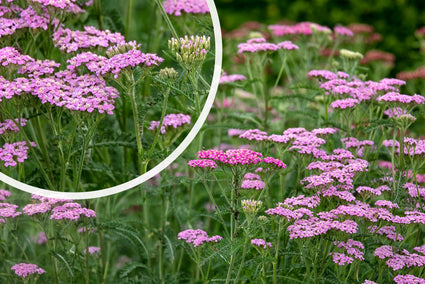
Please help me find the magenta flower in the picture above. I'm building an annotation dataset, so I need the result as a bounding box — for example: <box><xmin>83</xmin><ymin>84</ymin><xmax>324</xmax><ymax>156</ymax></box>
<box><xmin>187</xmin><ymin>159</ymin><xmax>217</xmax><ymax>169</ymax></box>
<box><xmin>239</xmin><ymin>129</ymin><xmax>269</xmax><ymax>141</ymax></box>
<box><xmin>330</xmin><ymin>252</ymin><xmax>354</xmax><ymax>265</ymax></box>
<box><xmin>53</xmin><ymin>25</ymin><xmax>126</xmax><ymax>53</ymax></box>
<box><xmin>334</xmin><ymin>26</ymin><xmax>354</xmax><ymax>37</ymax></box>
<box><xmin>393</xmin><ymin>274</ymin><xmax>425</xmax><ymax>284</ymax></box>
<box><xmin>237</xmin><ymin>37</ymin><xmax>298</xmax><ymax>54</ymax></box>
<box><xmin>84</xmin><ymin>246</ymin><xmax>100</xmax><ymax>254</ymax></box>
<box><xmin>36</xmin><ymin>232</ymin><xmax>47</xmax><ymax>245</ymax></box>
<box><xmin>0</xmin><ymin>118</ymin><xmax>27</xmax><ymax>134</ymax></box>
<box><xmin>197</xmin><ymin>148</ymin><xmax>263</xmax><ymax>166</ymax></box>
<box><xmin>162</xmin><ymin>0</ymin><xmax>209</xmax><ymax>16</ymax></box>
<box><xmin>11</xmin><ymin>263</ymin><xmax>45</xmax><ymax>278</ymax></box>
<box><xmin>269</xmin><ymin>22</ymin><xmax>331</xmax><ymax>36</ymax></box>
<box><xmin>219</xmin><ymin>72</ymin><xmax>246</xmax><ymax>84</ymax></box>
<box><xmin>23</xmin><ymin>202</ymin><xmax>51</xmax><ymax>216</ymax></box>
<box><xmin>0</xmin><ymin>141</ymin><xmax>36</xmax><ymax>167</ymax></box>
<box><xmin>0</xmin><ymin>202</ymin><xmax>21</xmax><ymax>219</ymax></box>
<box><xmin>148</xmin><ymin>113</ymin><xmax>191</xmax><ymax>134</ymax></box>
<box><xmin>251</xmin><ymin>238</ymin><xmax>272</xmax><ymax>249</ymax></box>
<box><xmin>177</xmin><ymin>229</ymin><xmax>222</xmax><ymax>247</ymax></box>
<box><xmin>0</xmin><ymin>189</ymin><xmax>11</xmax><ymax>201</ymax></box>
<box><xmin>50</xmin><ymin>202</ymin><xmax>96</xmax><ymax>221</ymax></box>
<box><xmin>241</xmin><ymin>179</ymin><xmax>265</xmax><ymax>190</ymax></box>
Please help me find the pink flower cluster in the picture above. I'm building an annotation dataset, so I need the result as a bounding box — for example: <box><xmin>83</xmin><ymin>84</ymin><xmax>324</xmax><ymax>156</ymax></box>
<box><xmin>251</xmin><ymin>238</ymin><xmax>272</xmax><ymax>249</ymax></box>
<box><xmin>302</xmin><ymin>158</ymin><xmax>368</xmax><ymax>190</ymax></box>
<box><xmin>0</xmin><ymin>118</ymin><xmax>27</xmax><ymax>134</ymax></box>
<box><xmin>330</xmin><ymin>239</ymin><xmax>364</xmax><ymax>265</ymax></box>
<box><xmin>148</xmin><ymin>113</ymin><xmax>191</xmax><ymax>134</ymax></box>
<box><xmin>187</xmin><ymin>159</ymin><xmax>217</xmax><ymax>169</ymax></box>
<box><xmin>377</xmin><ymin>92</ymin><xmax>425</xmax><ymax>105</ymax></box>
<box><xmin>0</xmin><ymin>141</ymin><xmax>36</xmax><ymax>167</ymax></box>
<box><xmin>280</xmin><ymin>194</ymin><xmax>321</xmax><ymax>209</ymax></box>
<box><xmin>219</xmin><ymin>72</ymin><xmax>246</xmax><ymax>84</ymax></box>
<box><xmin>0</xmin><ymin>203</ymin><xmax>22</xmax><ymax>223</ymax></box>
<box><xmin>10</xmin><ymin>263</ymin><xmax>45</xmax><ymax>278</ymax></box>
<box><xmin>177</xmin><ymin>229</ymin><xmax>222</xmax><ymax>247</ymax></box>
<box><xmin>265</xmin><ymin>206</ymin><xmax>313</xmax><ymax>221</ymax></box>
<box><xmin>50</xmin><ymin>202</ymin><xmax>96</xmax><ymax>221</ymax></box>
<box><xmin>0</xmin><ymin>48</ymin><xmax>120</xmax><ymax>114</ymax></box>
<box><xmin>268</xmin><ymin>22</ymin><xmax>333</xmax><ymax>36</ymax></box>
<box><xmin>197</xmin><ymin>148</ymin><xmax>263</xmax><ymax>166</ymax></box>
<box><xmin>162</xmin><ymin>0</ymin><xmax>209</xmax><ymax>16</ymax></box>
<box><xmin>375</xmin><ymin>245</ymin><xmax>425</xmax><ymax>271</ymax></box>
<box><xmin>67</xmin><ymin>48</ymin><xmax>164</xmax><ymax>79</ymax></box>
<box><xmin>309</xmin><ymin>70</ymin><xmax>421</xmax><ymax>112</ymax></box>
<box><xmin>287</xmin><ymin>217</ymin><xmax>358</xmax><ymax>239</ymax></box>
<box><xmin>30</xmin><ymin>0</ymin><xmax>92</xmax><ymax>13</ymax></box>
<box><xmin>384</xmin><ymin>107</ymin><xmax>409</xmax><ymax>118</ymax></box>
<box><xmin>308</xmin><ymin>70</ymin><xmax>349</xmax><ymax>81</ymax></box>
<box><xmin>241</xmin><ymin>172</ymin><xmax>265</xmax><ymax>190</ymax></box>
<box><xmin>0</xmin><ymin>47</ymin><xmax>33</xmax><ymax>66</ymax></box>
<box><xmin>341</xmin><ymin>137</ymin><xmax>374</xmax><ymax>149</ymax></box>
<box><xmin>393</xmin><ymin>274</ymin><xmax>425</xmax><ymax>284</ymax></box>
<box><xmin>0</xmin><ymin>6</ymin><xmax>49</xmax><ymax>38</ymax></box>
<box><xmin>369</xmin><ymin>225</ymin><xmax>404</xmax><ymax>241</ymax></box>
<box><xmin>382</xmin><ymin>138</ymin><xmax>425</xmax><ymax>157</ymax></box>
<box><xmin>0</xmin><ymin>189</ymin><xmax>11</xmax><ymax>201</ymax></box>
<box><xmin>17</xmin><ymin>59</ymin><xmax>60</xmax><ymax>78</ymax></box>
<box><xmin>237</xmin><ymin>37</ymin><xmax>299</xmax><ymax>54</ymax></box>
<box><xmin>84</xmin><ymin>246</ymin><xmax>100</xmax><ymax>254</ymax></box>
<box><xmin>53</xmin><ymin>25</ymin><xmax>126</xmax><ymax>53</ymax></box>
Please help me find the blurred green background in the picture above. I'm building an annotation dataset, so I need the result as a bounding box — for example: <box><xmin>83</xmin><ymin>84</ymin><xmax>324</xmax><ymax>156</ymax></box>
<box><xmin>214</xmin><ymin>0</ymin><xmax>425</xmax><ymax>76</ymax></box>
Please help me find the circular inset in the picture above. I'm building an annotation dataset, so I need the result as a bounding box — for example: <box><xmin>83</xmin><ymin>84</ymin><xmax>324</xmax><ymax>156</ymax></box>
<box><xmin>0</xmin><ymin>0</ymin><xmax>222</xmax><ymax>199</ymax></box>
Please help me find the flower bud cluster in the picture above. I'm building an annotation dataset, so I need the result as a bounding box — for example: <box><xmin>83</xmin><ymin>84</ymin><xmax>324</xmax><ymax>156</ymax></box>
<box><xmin>168</xmin><ymin>35</ymin><xmax>210</xmax><ymax>71</ymax></box>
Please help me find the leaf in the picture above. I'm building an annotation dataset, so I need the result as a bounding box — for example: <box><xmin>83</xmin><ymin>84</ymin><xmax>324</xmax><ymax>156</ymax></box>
<box><xmin>51</xmin><ymin>250</ymin><xmax>74</xmax><ymax>277</ymax></box>
<box><xmin>163</xmin><ymin>234</ymin><xmax>175</xmax><ymax>262</ymax></box>
<box><xmin>119</xmin><ymin>262</ymin><xmax>148</xmax><ymax>278</ymax></box>
<box><xmin>99</xmin><ymin>222</ymin><xmax>149</xmax><ymax>261</ymax></box>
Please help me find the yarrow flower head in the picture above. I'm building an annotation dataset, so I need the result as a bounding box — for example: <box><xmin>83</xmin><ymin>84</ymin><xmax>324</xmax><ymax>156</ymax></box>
<box><xmin>187</xmin><ymin>159</ymin><xmax>217</xmax><ymax>170</ymax></box>
<box><xmin>197</xmin><ymin>148</ymin><xmax>263</xmax><ymax>166</ymax></box>
<box><xmin>0</xmin><ymin>118</ymin><xmax>27</xmax><ymax>134</ymax></box>
<box><xmin>219</xmin><ymin>72</ymin><xmax>246</xmax><ymax>84</ymax></box>
<box><xmin>241</xmin><ymin>199</ymin><xmax>262</xmax><ymax>214</ymax></box>
<box><xmin>162</xmin><ymin>0</ymin><xmax>209</xmax><ymax>16</ymax></box>
<box><xmin>84</xmin><ymin>246</ymin><xmax>100</xmax><ymax>255</ymax></box>
<box><xmin>237</xmin><ymin>37</ymin><xmax>298</xmax><ymax>53</ymax></box>
<box><xmin>268</xmin><ymin>22</ymin><xmax>331</xmax><ymax>36</ymax></box>
<box><xmin>50</xmin><ymin>202</ymin><xmax>96</xmax><ymax>221</ymax></box>
<box><xmin>0</xmin><ymin>141</ymin><xmax>36</xmax><ymax>167</ymax></box>
<box><xmin>251</xmin><ymin>238</ymin><xmax>272</xmax><ymax>249</ymax></box>
<box><xmin>53</xmin><ymin>25</ymin><xmax>126</xmax><ymax>53</ymax></box>
<box><xmin>11</xmin><ymin>263</ymin><xmax>45</xmax><ymax>278</ymax></box>
<box><xmin>67</xmin><ymin>45</ymin><xmax>164</xmax><ymax>79</ymax></box>
<box><xmin>393</xmin><ymin>274</ymin><xmax>425</xmax><ymax>284</ymax></box>
<box><xmin>0</xmin><ymin>189</ymin><xmax>11</xmax><ymax>201</ymax></box>
<box><xmin>148</xmin><ymin>113</ymin><xmax>191</xmax><ymax>134</ymax></box>
<box><xmin>177</xmin><ymin>229</ymin><xmax>222</xmax><ymax>247</ymax></box>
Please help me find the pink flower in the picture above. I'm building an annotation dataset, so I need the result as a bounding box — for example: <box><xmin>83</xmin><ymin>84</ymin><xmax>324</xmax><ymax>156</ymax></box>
<box><xmin>162</xmin><ymin>0</ymin><xmax>209</xmax><ymax>16</ymax></box>
<box><xmin>251</xmin><ymin>238</ymin><xmax>272</xmax><ymax>249</ymax></box>
<box><xmin>84</xmin><ymin>246</ymin><xmax>100</xmax><ymax>254</ymax></box>
<box><xmin>11</xmin><ymin>263</ymin><xmax>45</xmax><ymax>278</ymax></box>
<box><xmin>177</xmin><ymin>229</ymin><xmax>222</xmax><ymax>247</ymax></box>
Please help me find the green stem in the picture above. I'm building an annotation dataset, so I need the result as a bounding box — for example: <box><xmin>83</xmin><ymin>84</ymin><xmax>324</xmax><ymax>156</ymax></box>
<box><xmin>125</xmin><ymin>0</ymin><xmax>133</xmax><ymax>38</ymax></box>
<box><xmin>128</xmin><ymin>74</ymin><xmax>145</xmax><ymax>174</ymax></box>
<box><xmin>225</xmin><ymin>254</ymin><xmax>235</xmax><ymax>284</ymax></box>
<box><xmin>148</xmin><ymin>88</ymin><xmax>170</xmax><ymax>157</ymax></box>
<box><xmin>154</xmin><ymin>0</ymin><xmax>179</xmax><ymax>39</ymax></box>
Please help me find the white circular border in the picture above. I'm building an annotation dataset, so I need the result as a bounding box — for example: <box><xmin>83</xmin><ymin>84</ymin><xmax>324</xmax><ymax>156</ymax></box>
<box><xmin>0</xmin><ymin>0</ymin><xmax>222</xmax><ymax>200</ymax></box>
